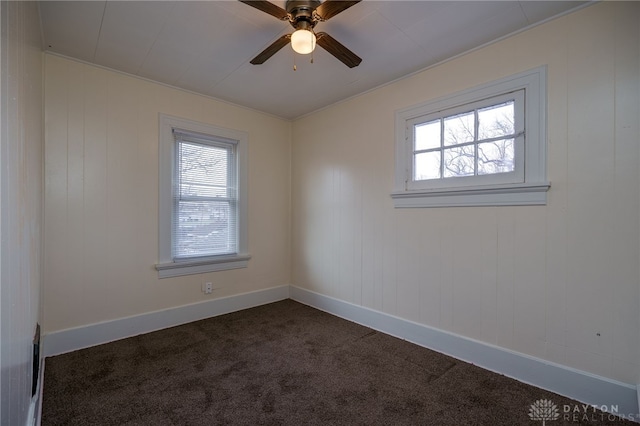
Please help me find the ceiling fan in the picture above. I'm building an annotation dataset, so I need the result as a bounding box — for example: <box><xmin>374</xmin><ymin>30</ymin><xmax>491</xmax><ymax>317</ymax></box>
<box><xmin>239</xmin><ymin>0</ymin><xmax>362</xmax><ymax>68</ymax></box>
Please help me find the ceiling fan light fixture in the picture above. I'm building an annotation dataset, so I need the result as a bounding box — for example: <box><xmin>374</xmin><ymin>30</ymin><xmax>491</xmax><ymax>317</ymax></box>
<box><xmin>290</xmin><ymin>28</ymin><xmax>316</xmax><ymax>54</ymax></box>
<box><xmin>240</xmin><ymin>0</ymin><xmax>362</xmax><ymax>67</ymax></box>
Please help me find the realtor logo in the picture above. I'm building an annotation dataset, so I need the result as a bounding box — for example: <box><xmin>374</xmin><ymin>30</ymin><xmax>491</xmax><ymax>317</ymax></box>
<box><xmin>529</xmin><ymin>399</ymin><xmax>560</xmax><ymax>425</ymax></box>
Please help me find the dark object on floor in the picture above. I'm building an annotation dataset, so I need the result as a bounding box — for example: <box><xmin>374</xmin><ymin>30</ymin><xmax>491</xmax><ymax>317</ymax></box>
<box><xmin>42</xmin><ymin>300</ymin><xmax>633</xmax><ymax>425</ymax></box>
<box><xmin>33</xmin><ymin>322</ymin><xmax>41</xmax><ymax>397</ymax></box>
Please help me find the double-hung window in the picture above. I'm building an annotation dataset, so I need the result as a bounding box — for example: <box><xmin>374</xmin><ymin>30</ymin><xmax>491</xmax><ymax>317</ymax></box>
<box><xmin>156</xmin><ymin>115</ymin><xmax>249</xmax><ymax>278</ymax></box>
<box><xmin>393</xmin><ymin>66</ymin><xmax>550</xmax><ymax>207</ymax></box>
<box><xmin>173</xmin><ymin>130</ymin><xmax>237</xmax><ymax>259</ymax></box>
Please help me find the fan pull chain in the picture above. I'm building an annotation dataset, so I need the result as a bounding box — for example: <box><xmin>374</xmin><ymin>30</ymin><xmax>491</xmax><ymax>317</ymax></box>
<box><xmin>310</xmin><ymin>30</ymin><xmax>315</xmax><ymax>64</ymax></box>
<box><xmin>293</xmin><ymin>52</ymin><xmax>297</xmax><ymax>71</ymax></box>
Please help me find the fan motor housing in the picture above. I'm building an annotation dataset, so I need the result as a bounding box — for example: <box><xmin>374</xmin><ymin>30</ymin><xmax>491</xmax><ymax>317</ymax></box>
<box><xmin>286</xmin><ymin>0</ymin><xmax>321</xmax><ymax>24</ymax></box>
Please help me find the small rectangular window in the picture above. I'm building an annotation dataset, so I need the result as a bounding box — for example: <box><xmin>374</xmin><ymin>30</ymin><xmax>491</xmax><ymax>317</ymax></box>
<box><xmin>393</xmin><ymin>66</ymin><xmax>550</xmax><ymax>208</ymax></box>
<box><xmin>407</xmin><ymin>90</ymin><xmax>524</xmax><ymax>189</ymax></box>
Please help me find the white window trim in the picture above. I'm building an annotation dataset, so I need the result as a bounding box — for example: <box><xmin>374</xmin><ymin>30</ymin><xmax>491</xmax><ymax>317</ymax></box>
<box><xmin>156</xmin><ymin>114</ymin><xmax>250</xmax><ymax>278</ymax></box>
<box><xmin>392</xmin><ymin>66</ymin><xmax>550</xmax><ymax>208</ymax></box>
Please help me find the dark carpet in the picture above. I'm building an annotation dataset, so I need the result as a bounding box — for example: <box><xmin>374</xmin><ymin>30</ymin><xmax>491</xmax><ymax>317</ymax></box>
<box><xmin>42</xmin><ymin>300</ymin><xmax>634</xmax><ymax>425</ymax></box>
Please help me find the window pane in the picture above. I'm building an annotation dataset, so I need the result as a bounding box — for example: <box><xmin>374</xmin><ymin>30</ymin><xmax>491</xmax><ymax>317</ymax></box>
<box><xmin>179</xmin><ymin>142</ymin><xmax>229</xmax><ymax>198</ymax></box>
<box><xmin>174</xmin><ymin>138</ymin><xmax>237</xmax><ymax>259</ymax></box>
<box><xmin>414</xmin><ymin>151</ymin><xmax>440</xmax><ymax>180</ymax></box>
<box><xmin>478</xmin><ymin>139</ymin><xmax>514</xmax><ymax>175</ymax></box>
<box><xmin>175</xmin><ymin>200</ymin><xmax>234</xmax><ymax>257</ymax></box>
<box><xmin>414</xmin><ymin>120</ymin><xmax>440</xmax><ymax>151</ymax></box>
<box><xmin>478</xmin><ymin>101</ymin><xmax>514</xmax><ymax>140</ymax></box>
<box><xmin>444</xmin><ymin>111</ymin><xmax>475</xmax><ymax>146</ymax></box>
<box><xmin>443</xmin><ymin>145</ymin><xmax>474</xmax><ymax>177</ymax></box>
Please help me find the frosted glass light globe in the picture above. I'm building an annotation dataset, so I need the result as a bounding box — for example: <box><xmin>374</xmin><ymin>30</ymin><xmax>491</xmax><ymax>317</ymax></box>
<box><xmin>291</xmin><ymin>29</ymin><xmax>316</xmax><ymax>54</ymax></box>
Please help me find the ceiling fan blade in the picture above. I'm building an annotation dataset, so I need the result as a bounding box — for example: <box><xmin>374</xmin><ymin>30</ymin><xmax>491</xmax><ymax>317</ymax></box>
<box><xmin>315</xmin><ymin>32</ymin><xmax>362</xmax><ymax>68</ymax></box>
<box><xmin>238</xmin><ymin>0</ymin><xmax>289</xmax><ymax>20</ymax></box>
<box><xmin>315</xmin><ymin>0</ymin><xmax>361</xmax><ymax>21</ymax></box>
<box><xmin>250</xmin><ymin>34</ymin><xmax>291</xmax><ymax>64</ymax></box>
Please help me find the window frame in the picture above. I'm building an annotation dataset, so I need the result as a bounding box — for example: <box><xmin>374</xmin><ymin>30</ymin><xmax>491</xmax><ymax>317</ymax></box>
<box><xmin>156</xmin><ymin>114</ymin><xmax>250</xmax><ymax>278</ymax></box>
<box><xmin>392</xmin><ymin>66</ymin><xmax>550</xmax><ymax>208</ymax></box>
<box><xmin>407</xmin><ymin>90</ymin><xmax>525</xmax><ymax>189</ymax></box>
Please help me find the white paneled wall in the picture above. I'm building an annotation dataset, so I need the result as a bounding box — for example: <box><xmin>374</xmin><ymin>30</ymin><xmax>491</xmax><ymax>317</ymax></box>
<box><xmin>292</xmin><ymin>2</ymin><xmax>640</xmax><ymax>385</ymax></box>
<box><xmin>0</xmin><ymin>1</ymin><xmax>43</xmax><ymax>424</ymax></box>
<box><xmin>44</xmin><ymin>55</ymin><xmax>291</xmax><ymax>333</ymax></box>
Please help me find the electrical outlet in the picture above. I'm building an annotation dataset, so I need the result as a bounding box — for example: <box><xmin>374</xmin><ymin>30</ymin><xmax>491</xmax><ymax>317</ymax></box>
<box><xmin>203</xmin><ymin>282</ymin><xmax>213</xmax><ymax>294</ymax></box>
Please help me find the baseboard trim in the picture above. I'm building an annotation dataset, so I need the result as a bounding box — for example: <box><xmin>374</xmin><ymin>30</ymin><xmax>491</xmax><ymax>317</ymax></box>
<box><xmin>39</xmin><ymin>284</ymin><xmax>639</xmax><ymax>422</ymax></box>
<box><xmin>34</xmin><ymin>355</ymin><xmax>45</xmax><ymax>426</ymax></box>
<box><xmin>290</xmin><ymin>285</ymin><xmax>640</xmax><ymax>422</ymax></box>
<box><xmin>26</xmin><ymin>399</ymin><xmax>36</xmax><ymax>426</ymax></box>
<box><xmin>43</xmin><ymin>285</ymin><xmax>290</xmax><ymax>357</ymax></box>
<box><xmin>26</xmin><ymin>355</ymin><xmax>44</xmax><ymax>426</ymax></box>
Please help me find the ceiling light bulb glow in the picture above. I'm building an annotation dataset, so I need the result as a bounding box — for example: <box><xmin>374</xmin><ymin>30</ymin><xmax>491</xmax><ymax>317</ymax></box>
<box><xmin>291</xmin><ymin>29</ymin><xmax>316</xmax><ymax>55</ymax></box>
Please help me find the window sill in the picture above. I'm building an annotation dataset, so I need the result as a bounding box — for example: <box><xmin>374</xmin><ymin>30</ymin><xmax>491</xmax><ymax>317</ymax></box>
<box><xmin>390</xmin><ymin>182</ymin><xmax>550</xmax><ymax>208</ymax></box>
<box><xmin>155</xmin><ymin>254</ymin><xmax>251</xmax><ymax>278</ymax></box>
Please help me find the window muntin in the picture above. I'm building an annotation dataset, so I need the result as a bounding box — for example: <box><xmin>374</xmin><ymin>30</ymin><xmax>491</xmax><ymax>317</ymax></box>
<box><xmin>407</xmin><ymin>90</ymin><xmax>524</xmax><ymax>190</ymax></box>
<box><xmin>173</xmin><ymin>131</ymin><xmax>238</xmax><ymax>260</ymax></box>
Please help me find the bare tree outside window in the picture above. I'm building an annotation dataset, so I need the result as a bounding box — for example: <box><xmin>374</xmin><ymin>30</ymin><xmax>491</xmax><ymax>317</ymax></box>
<box><xmin>413</xmin><ymin>100</ymin><xmax>516</xmax><ymax>181</ymax></box>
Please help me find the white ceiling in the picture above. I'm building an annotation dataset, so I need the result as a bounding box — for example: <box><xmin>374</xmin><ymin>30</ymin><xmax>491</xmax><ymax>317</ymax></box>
<box><xmin>39</xmin><ymin>0</ymin><xmax>587</xmax><ymax>119</ymax></box>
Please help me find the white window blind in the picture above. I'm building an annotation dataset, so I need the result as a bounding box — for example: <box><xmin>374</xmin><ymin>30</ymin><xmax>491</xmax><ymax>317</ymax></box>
<box><xmin>172</xmin><ymin>129</ymin><xmax>238</xmax><ymax>260</ymax></box>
